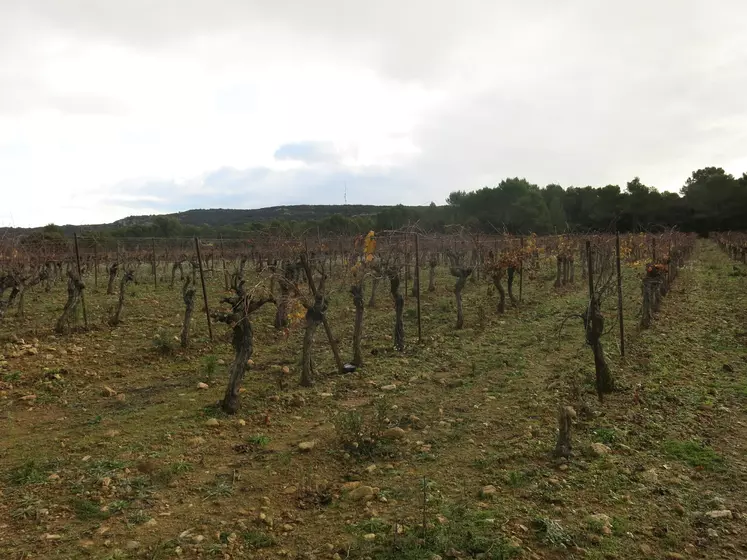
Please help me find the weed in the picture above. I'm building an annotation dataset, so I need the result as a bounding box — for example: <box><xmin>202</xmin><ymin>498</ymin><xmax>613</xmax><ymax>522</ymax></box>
<box><xmin>203</xmin><ymin>354</ymin><xmax>218</xmax><ymax>377</ymax></box>
<box><xmin>248</xmin><ymin>434</ymin><xmax>271</xmax><ymax>446</ymax></box>
<box><xmin>505</xmin><ymin>469</ymin><xmax>533</xmax><ymax>488</ymax></box>
<box><xmin>8</xmin><ymin>460</ymin><xmax>50</xmax><ymax>485</ymax></box>
<box><xmin>170</xmin><ymin>461</ymin><xmax>193</xmax><ymax>474</ymax></box>
<box><xmin>202</xmin><ymin>480</ymin><xmax>233</xmax><ymax>499</ymax></box>
<box><xmin>71</xmin><ymin>497</ymin><xmax>109</xmax><ymax>520</ymax></box>
<box><xmin>592</xmin><ymin>427</ymin><xmax>617</xmax><ymax>444</ymax></box>
<box><xmin>86</xmin><ymin>459</ymin><xmax>127</xmax><ymax>478</ymax></box>
<box><xmin>533</xmin><ymin>517</ymin><xmax>574</xmax><ymax>547</ymax></box>
<box><xmin>662</xmin><ymin>440</ymin><xmax>724</xmax><ymax>471</ymax></box>
<box><xmin>127</xmin><ymin>510</ymin><xmax>150</xmax><ymax>525</ymax></box>
<box><xmin>152</xmin><ymin>329</ymin><xmax>176</xmax><ymax>355</ymax></box>
<box><xmin>243</xmin><ymin>530</ymin><xmax>275</xmax><ymax>549</ymax></box>
<box><xmin>2</xmin><ymin>370</ymin><xmax>22</xmax><ymax>383</ymax></box>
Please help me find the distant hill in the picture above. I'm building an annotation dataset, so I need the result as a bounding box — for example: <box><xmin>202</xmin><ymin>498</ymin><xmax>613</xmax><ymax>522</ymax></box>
<box><xmin>2</xmin><ymin>205</ymin><xmax>414</xmax><ymax>235</ymax></box>
<box><xmin>109</xmin><ymin>204</ymin><xmax>392</xmax><ymax>229</ymax></box>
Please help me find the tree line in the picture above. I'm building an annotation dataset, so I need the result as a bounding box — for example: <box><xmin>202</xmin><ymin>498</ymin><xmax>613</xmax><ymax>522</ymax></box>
<box><xmin>26</xmin><ymin>166</ymin><xmax>747</xmax><ymax>241</ymax></box>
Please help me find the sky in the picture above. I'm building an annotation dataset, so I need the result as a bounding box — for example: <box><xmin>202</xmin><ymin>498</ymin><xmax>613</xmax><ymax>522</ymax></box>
<box><xmin>2</xmin><ymin>1</ymin><xmax>747</xmax><ymax>227</ymax></box>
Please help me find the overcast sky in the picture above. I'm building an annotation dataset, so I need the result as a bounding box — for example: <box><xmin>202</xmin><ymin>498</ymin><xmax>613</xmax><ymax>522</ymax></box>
<box><xmin>2</xmin><ymin>1</ymin><xmax>746</xmax><ymax>227</ymax></box>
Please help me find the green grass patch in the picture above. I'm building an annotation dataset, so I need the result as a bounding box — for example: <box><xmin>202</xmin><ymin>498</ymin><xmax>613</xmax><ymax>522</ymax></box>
<box><xmin>663</xmin><ymin>440</ymin><xmax>724</xmax><ymax>470</ymax></box>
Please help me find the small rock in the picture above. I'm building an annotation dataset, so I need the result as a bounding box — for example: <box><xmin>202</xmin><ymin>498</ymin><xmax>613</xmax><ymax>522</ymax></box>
<box><xmin>590</xmin><ymin>442</ymin><xmax>612</xmax><ymax>457</ymax></box>
<box><xmin>115</xmin><ymin>393</ymin><xmax>126</xmax><ymax>402</ymax></box>
<box><xmin>480</xmin><ymin>485</ymin><xmax>498</xmax><ymax>498</ymax></box>
<box><xmin>48</xmin><ymin>473</ymin><xmax>60</xmax><ymax>482</ymax></box>
<box><xmin>205</xmin><ymin>418</ymin><xmax>219</xmax><ymax>427</ymax></box>
<box><xmin>217</xmin><ymin>359</ymin><xmax>226</xmax><ymax>365</ymax></box>
<box><xmin>281</xmin><ymin>366</ymin><xmax>290</xmax><ymax>374</ymax></box>
<box><xmin>347</xmin><ymin>485</ymin><xmax>375</xmax><ymax>501</ymax></box>
<box><xmin>706</xmin><ymin>528</ymin><xmax>718</xmax><ymax>538</ymax></box>
<box><xmin>237</xmin><ymin>419</ymin><xmax>246</xmax><ymax>426</ymax></box>
<box><xmin>705</xmin><ymin>510</ymin><xmax>732</xmax><ymax>519</ymax></box>
<box><xmin>19</xmin><ymin>394</ymin><xmax>37</xmax><ymax>401</ymax></box>
<box><xmin>362</xmin><ymin>533</ymin><xmax>376</xmax><ymax>541</ymax></box>
<box><xmin>381</xmin><ymin>427</ymin><xmax>406</xmax><ymax>440</ymax></box>
<box><xmin>197</xmin><ymin>382</ymin><xmax>209</xmax><ymax>390</ymax></box>
<box><xmin>365</xmin><ymin>464</ymin><xmax>377</xmax><ymax>473</ymax></box>
<box><xmin>587</xmin><ymin>513</ymin><xmax>612</xmax><ymax>535</ymax></box>
<box><xmin>145</xmin><ymin>518</ymin><xmax>157</xmax><ymax>527</ymax></box>
<box><xmin>102</xmin><ymin>386</ymin><xmax>117</xmax><ymax>397</ymax></box>
<box><xmin>639</xmin><ymin>543</ymin><xmax>652</xmax><ymax>555</ymax></box>
<box><xmin>298</xmin><ymin>440</ymin><xmax>316</xmax><ymax>452</ymax></box>
<box><xmin>641</xmin><ymin>468</ymin><xmax>658</xmax><ymax>484</ymax></box>
<box><xmin>342</xmin><ymin>481</ymin><xmax>361</xmax><ymax>491</ymax></box>
<box><xmin>283</xmin><ymin>486</ymin><xmax>297</xmax><ymax>494</ymax></box>
<box><xmin>380</xmin><ymin>384</ymin><xmax>397</xmax><ymax>391</ymax></box>
<box><xmin>43</xmin><ymin>534</ymin><xmax>61</xmax><ymax>540</ymax></box>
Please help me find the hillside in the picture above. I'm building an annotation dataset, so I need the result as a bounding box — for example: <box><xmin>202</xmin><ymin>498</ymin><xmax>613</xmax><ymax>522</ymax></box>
<box><xmin>110</xmin><ymin>205</ymin><xmax>395</xmax><ymax>228</ymax></box>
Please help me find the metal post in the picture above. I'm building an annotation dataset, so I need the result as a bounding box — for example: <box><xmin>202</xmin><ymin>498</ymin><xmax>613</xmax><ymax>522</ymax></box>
<box><xmin>194</xmin><ymin>237</ymin><xmax>213</xmax><ymax>341</ymax></box>
<box><xmin>615</xmin><ymin>232</ymin><xmax>625</xmax><ymax>357</ymax></box>
<box><xmin>151</xmin><ymin>237</ymin><xmax>157</xmax><ymax>290</ymax></box>
<box><xmin>219</xmin><ymin>234</ymin><xmax>228</xmax><ymax>290</ymax></box>
<box><xmin>415</xmin><ymin>233</ymin><xmax>422</xmax><ymax>343</ymax></box>
<box><xmin>586</xmin><ymin>240</ymin><xmax>594</xmax><ymax>299</ymax></box>
<box><xmin>93</xmin><ymin>241</ymin><xmax>98</xmax><ymax>289</ymax></box>
<box><xmin>73</xmin><ymin>232</ymin><xmax>88</xmax><ymax>329</ymax></box>
<box><xmin>519</xmin><ymin>236</ymin><xmax>524</xmax><ymax>303</ymax></box>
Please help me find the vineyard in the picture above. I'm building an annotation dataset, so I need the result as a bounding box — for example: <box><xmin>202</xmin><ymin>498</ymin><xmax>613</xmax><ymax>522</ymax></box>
<box><xmin>1</xmin><ymin>229</ymin><xmax>745</xmax><ymax>559</ymax></box>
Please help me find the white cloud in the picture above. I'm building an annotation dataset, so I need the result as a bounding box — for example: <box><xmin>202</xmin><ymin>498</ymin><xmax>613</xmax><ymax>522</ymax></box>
<box><xmin>1</xmin><ymin>0</ymin><xmax>746</xmax><ymax>226</ymax></box>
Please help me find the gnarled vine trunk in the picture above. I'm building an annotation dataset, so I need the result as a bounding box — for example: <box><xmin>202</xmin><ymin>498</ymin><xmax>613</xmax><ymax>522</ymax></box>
<box><xmin>368</xmin><ymin>276</ymin><xmax>379</xmax><ymax>308</ymax></box>
<box><xmin>55</xmin><ymin>272</ymin><xmax>85</xmax><ymax>334</ymax></box>
<box><xmin>507</xmin><ymin>267</ymin><xmax>517</xmax><ymax>306</ymax></box>
<box><xmin>584</xmin><ymin>296</ymin><xmax>614</xmax><ymax>399</ymax></box>
<box><xmin>389</xmin><ymin>271</ymin><xmax>405</xmax><ymax>351</ymax></box>
<box><xmin>215</xmin><ymin>281</ymin><xmax>274</xmax><ymax>414</ymax></box>
<box><xmin>107</xmin><ymin>263</ymin><xmax>118</xmax><ymax>295</ymax></box>
<box><xmin>450</xmin><ymin>267</ymin><xmax>473</xmax><ymax>329</ymax></box>
<box><xmin>301</xmin><ymin>295</ymin><xmax>326</xmax><ymax>387</ymax></box>
<box><xmin>554</xmin><ymin>406</ymin><xmax>576</xmax><ymax>458</ymax></box>
<box><xmin>428</xmin><ymin>258</ymin><xmax>437</xmax><ymax>292</ymax></box>
<box><xmin>492</xmin><ymin>270</ymin><xmax>506</xmax><ymax>313</ymax></box>
<box><xmin>180</xmin><ymin>279</ymin><xmax>196</xmax><ymax>347</ymax></box>
<box><xmin>351</xmin><ymin>282</ymin><xmax>364</xmax><ymax>367</ymax></box>
<box><xmin>554</xmin><ymin>256</ymin><xmax>563</xmax><ymax>288</ymax></box>
<box><xmin>109</xmin><ymin>271</ymin><xmax>134</xmax><ymax>326</ymax></box>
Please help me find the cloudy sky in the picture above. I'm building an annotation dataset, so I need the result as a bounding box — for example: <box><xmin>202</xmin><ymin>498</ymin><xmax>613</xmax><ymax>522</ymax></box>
<box><xmin>2</xmin><ymin>1</ymin><xmax>746</xmax><ymax>227</ymax></box>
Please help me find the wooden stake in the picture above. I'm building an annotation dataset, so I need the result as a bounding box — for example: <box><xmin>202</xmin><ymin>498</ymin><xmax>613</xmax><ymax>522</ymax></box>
<box><xmin>415</xmin><ymin>233</ymin><xmax>422</xmax><ymax>343</ymax></box>
<box><xmin>73</xmin><ymin>232</ymin><xmax>88</xmax><ymax>329</ymax></box>
<box><xmin>194</xmin><ymin>237</ymin><xmax>213</xmax><ymax>341</ymax></box>
<box><xmin>615</xmin><ymin>232</ymin><xmax>625</xmax><ymax>357</ymax></box>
